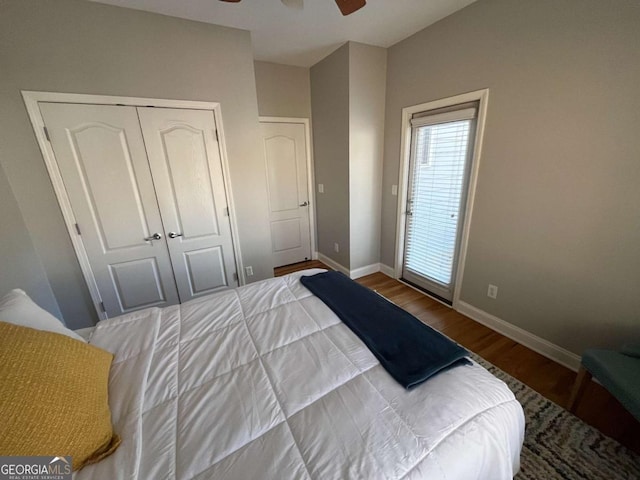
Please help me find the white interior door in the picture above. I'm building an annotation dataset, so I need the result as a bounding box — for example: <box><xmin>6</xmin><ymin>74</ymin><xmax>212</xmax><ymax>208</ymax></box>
<box><xmin>138</xmin><ymin>107</ymin><xmax>238</xmax><ymax>300</ymax></box>
<box><xmin>260</xmin><ymin>122</ymin><xmax>311</xmax><ymax>268</ymax></box>
<box><xmin>39</xmin><ymin>103</ymin><xmax>179</xmax><ymax>317</ymax></box>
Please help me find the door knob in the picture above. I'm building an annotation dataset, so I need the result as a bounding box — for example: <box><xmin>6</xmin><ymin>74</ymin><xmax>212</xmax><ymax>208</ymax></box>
<box><xmin>168</xmin><ymin>232</ymin><xmax>183</xmax><ymax>239</ymax></box>
<box><xmin>144</xmin><ymin>233</ymin><xmax>162</xmax><ymax>241</ymax></box>
<box><xmin>299</xmin><ymin>201</ymin><xmax>309</xmax><ymax>207</ymax></box>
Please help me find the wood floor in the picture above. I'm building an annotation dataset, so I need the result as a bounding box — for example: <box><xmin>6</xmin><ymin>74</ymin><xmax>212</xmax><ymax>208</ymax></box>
<box><xmin>275</xmin><ymin>260</ymin><xmax>640</xmax><ymax>454</ymax></box>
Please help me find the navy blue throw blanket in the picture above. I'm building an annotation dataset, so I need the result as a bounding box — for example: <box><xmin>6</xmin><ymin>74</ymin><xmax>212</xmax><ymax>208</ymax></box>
<box><xmin>301</xmin><ymin>271</ymin><xmax>470</xmax><ymax>389</ymax></box>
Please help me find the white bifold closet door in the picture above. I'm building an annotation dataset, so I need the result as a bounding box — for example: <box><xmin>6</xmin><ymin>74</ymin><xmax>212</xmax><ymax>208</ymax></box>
<box><xmin>39</xmin><ymin>102</ymin><xmax>237</xmax><ymax>318</ymax></box>
<box><xmin>138</xmin><ymin>108</ymin><xmax>237</xmax><ymax>304</ymax></box>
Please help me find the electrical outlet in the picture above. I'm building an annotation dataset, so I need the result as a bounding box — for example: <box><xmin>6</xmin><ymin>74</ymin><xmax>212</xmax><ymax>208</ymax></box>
<box><xmin>318</xmin><ymin>183</ymin><xmax>324</xmax><ymax>194</ymax></box>
<box><xmin>334</xmin><ymin>242</ymin><xmax>339</xmax><ymax>253</ymax></box>
<box><xmin>245</xmin><ymin>266</ymin><xmax>254</xmax><ymax>277</ymax></box>
<box><xmin>487</xmin><ymin>284</ymin><xmax>498</xmax><ymax>299</ymax></box>
<box><xmin>392</xmin><ymin>185</ymin><xmax>398</xmax><ymax>196</ymax></box>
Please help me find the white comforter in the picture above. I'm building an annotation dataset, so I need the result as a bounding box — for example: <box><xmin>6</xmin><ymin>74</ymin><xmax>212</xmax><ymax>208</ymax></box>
<box><xmin>78</xmin><ymin>269</ymin><xmax>524</xmax><ymax>480</ymax></box>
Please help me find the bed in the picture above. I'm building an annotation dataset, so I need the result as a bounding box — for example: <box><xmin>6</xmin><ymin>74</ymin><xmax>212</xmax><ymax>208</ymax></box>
<box><xmin>76</xmin><ymin>269</ymin><xmax>524</xmax><ymax>479</ymax></box>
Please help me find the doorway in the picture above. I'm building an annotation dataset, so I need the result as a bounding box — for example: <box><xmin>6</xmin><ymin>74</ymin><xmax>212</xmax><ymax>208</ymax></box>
<box><xmin>395</xmin><ymin>90</ymin><xmax>489</xmax><ymax>306</ymax></box>
<box><xmin>24</xmin><ymin>92</ymin><xmax>242</xmax><ymax>320</ymax></box>
<box><xmin>259</xmin><ymin>118</ymin><xmax>315</xmax><ymax>268</ymax></box>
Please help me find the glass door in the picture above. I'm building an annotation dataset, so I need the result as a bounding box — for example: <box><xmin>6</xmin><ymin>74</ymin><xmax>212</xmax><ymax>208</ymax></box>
<box><xmin>402</xmin><ymin>105</ymin><xmax>477</xmax><ymax>303</ymax></box>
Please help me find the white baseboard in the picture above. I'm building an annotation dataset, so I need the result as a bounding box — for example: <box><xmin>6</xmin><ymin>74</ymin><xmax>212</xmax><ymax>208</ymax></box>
<box><xmin>350</xmin><ymin>263</ymin><xmax>381</xmax><ymax>279</ymax></box>
<box><xmin>379</xmin><ymin>264</ymin><xmax>395</xmax><ymax>278</ymax></box>
<box><xmin>455</xmin><ymin>300</ymin><xmax>581</xmax><ymax>372</ymax></box>
<box><xmin>316</xmin><ymin>253</ymin><xmax>350</xmax><ymax>276</ymax></box>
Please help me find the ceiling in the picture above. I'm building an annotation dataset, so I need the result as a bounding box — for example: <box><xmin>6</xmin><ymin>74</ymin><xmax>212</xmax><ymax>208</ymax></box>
<box><xmin>88</xmin><ymin>0</ymin><xmax>477</xmax><ymax>67</ymax></box>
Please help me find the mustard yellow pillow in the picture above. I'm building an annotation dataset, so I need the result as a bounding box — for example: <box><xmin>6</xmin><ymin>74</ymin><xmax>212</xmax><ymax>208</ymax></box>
<box><xmin>0</xmin><ymin>321</ymin><xmax>120</xmax><ymax>471</ymax></box>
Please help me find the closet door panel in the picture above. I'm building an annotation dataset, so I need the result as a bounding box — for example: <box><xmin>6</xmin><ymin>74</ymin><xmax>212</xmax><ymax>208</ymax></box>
<box><xmin>160</xmin><ymin>125</ymin><xmax>220</xmax><ymax>239</ymax></box>
<box><xmin>39</xmin><ymin>102</ymin><xmax>180</xmax><ymax>317</ymax></box>
<box><xmin>138</xmin><ymin>107</ymin><xmax>238</xmax><ymax>302</ymax></box>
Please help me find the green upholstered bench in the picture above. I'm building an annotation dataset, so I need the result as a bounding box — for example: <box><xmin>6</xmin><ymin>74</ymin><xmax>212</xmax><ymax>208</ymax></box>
<box><xmin>568</xmin><ymin>345</ymin><xmax>640</xmax><ymax>421</ymax></box>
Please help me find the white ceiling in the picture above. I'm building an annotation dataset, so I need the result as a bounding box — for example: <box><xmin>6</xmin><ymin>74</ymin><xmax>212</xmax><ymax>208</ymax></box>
<box><xmin>88</xmin><ymin>0</ymin><xmax>477</xmax><ymax>67</ymax></box>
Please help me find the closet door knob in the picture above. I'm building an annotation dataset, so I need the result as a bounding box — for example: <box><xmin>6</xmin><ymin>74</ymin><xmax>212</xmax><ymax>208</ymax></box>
<box><xmin>168</xmin><ymin>232</ymin><xmax>183</xmax><ymax>239</ymax></box>
<box><xmin>299</xmin><ymin>201</ymin><xmax>309</xmax><ymax>207</ymax></box>
<box><xmin>144</xmin><ymin>233</ymin><xmax>162</xmax><ymax>241</ymax></box>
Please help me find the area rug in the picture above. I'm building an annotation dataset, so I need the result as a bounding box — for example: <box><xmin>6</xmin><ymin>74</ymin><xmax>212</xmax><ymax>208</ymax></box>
<box><xmin>472</xmin><ymin>354</ymin><xmax>640</xmax><ymax>479</ymax></box>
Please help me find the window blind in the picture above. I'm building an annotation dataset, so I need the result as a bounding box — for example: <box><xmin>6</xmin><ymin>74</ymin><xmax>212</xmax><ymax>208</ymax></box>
<box><xmin>404</xmin><ymin>114</ymin><xmax>474</xmax><ymax>287</ymax></box>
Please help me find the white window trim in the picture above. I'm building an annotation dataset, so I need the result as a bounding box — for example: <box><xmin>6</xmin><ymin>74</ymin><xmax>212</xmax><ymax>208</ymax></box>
<box><xmin>258</xmin><ymin>116</ymin><xmax>317</xmax><ymax>261</ymax></box>
<box><xmin>21</xmin><ymin>90</ymin><xmax>245</xmax><ymax>320</ymax></box>
<box><xmin>394</xmin><ymin>89</ymin><xmax>489</xmax><ymax>309</ymax></box>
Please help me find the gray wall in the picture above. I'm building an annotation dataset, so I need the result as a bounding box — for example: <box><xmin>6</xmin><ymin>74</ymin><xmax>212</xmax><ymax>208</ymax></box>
<box><xmin>310</xmin><ymin>44</ymin><xmax>351</xmax><ymax>267</ymax></box>
<box><xmin>381</xmin><ymin>0</ymin><xmax>640</xmax><ymax>354</ymax></box>
<box><xmin>311</xmin><ymin>42</ymin><xmax>387</xmax><ymax>271</ymax></box>
<box><xmin>0</xmin><ymin>0</ymin><xmax>272</xmax><ymax>328</ymax></box>
<box><xmin>0</xmin><ymin>163</ymin><xmax>62</xmax><ymax>320</ymax></box>
<box><xmin>254</xmin><ymin>61</ymin><xmax>312</xmax><ymax>119</ymax></box>
<box><xmin>349</xmin><ymin>43</ymin><xmax>387</xmax><ymax>270</ymax></box>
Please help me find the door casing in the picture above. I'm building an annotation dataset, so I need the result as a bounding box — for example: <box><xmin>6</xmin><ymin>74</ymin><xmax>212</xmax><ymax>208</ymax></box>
<box><xmin>23</xmin><ymin>91</ymin><xmax>244</xmax><ymax>321</ymax></box>
<box><xmin>394</xmin><ymin>89</ymin><xmax>489</xmax><ymax>309</ymax></box>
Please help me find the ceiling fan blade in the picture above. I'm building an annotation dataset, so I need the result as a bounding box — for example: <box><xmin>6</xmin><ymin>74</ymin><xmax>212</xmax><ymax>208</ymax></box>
<box><xmin>335</xmin><ymin>0</ymin><xmax>366</xmax><ymax>16</ymax></box>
